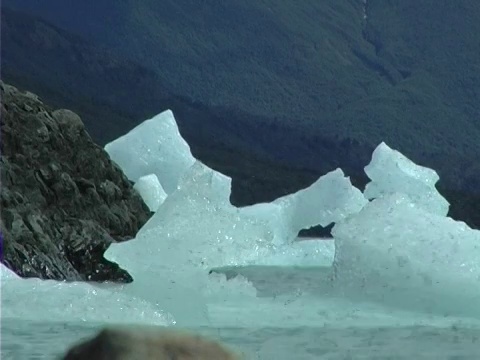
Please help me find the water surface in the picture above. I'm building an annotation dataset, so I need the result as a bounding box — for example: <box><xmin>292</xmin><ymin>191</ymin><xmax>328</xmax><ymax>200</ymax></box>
<box><xmin>2</xmin><ymin>318</ymin><xmax>480</xmax><ymax>359</ymax></box>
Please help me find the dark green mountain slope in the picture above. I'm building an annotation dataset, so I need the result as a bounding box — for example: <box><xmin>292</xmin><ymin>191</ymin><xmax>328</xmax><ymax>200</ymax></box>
<box><xmin>0</xmin><ymin>8</ymin><xmax>367</xmax><ymax>209</ymax></box>
<box><xmin>1</xmin><ymin>6</ymin><xmax>374</xmax><ymax>174</ymax></box>
<box><xmin>4</xmin><ymin>0</ymin><xmax>480</xmax><ymax>165</ymax></box>
<box><xmin>1</xmin><ymin>2</ymin><xmax>480</xmax><ymax>231</ymax></box>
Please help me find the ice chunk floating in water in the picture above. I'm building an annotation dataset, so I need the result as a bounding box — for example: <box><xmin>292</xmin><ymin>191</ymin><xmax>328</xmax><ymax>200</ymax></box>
<box><xmin>106</xmin><ymin>161</ymin><xmax>362</xmax><ymax>272</ymax></box>
<box><xmin>134</xmin><ymin>174</ymin><xmax>168</xmax><ymax>211</ymax></box>
<box><xmin>106</xmin><ymin>161</ymin><xmax>276</xmax><ymax>272</ymax></box>
<box><xmin>1</xmin><ymin>266</ymin><xmax>174</xmax><ymax>325</ymax></box>
<box><xmin>239</xmin><ymin>168</ymin><xmax>367</xmax><ymax>245</ymax></box>
<box><xmin>105</xmin><ymin>110</ymin><xmax>195</xmax><ymax>194</ymax></box>
<box><xmin>104</xmin><ymin>110</ymin><xmax>480</xmax><ymax>322</ymax></box>
<box><xmin>5</xmin><ymin>107</ymin><xmax>480</xmax><ymax>336</ymax></box>
<box><xmin>105</xmin><ymin>161</ymin><xmax>269</xmax><ymax>324</ymax></box>
<box><xmin>1</xmin><ymin>263</ymin><xmax>20</xmax><ymax>280</ymax></box>
<box><xmin>105</xmin><ymin>158</ymin><xmax>357</xmax><ymax>323</ymax></box>
<box><xmin>363</xmin><ymin>142</ymin><xmax>449</xmax><ymax>216</ymax></box>
<box><xmin>332</xmin><ymin>193</ymin><xmax>480</xmax><ymax>318</ymax></box>
<box><xmin>273</xmin><ymin>168</ymin><xmax>368</xmax><ymax>241</ymax></box>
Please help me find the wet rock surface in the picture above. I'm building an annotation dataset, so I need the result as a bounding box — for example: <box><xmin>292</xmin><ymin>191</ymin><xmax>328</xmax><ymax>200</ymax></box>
<box><xmin>0</xmin><ymin>82</ymin><xmax>151</xmax><ymax>282</ymax></box>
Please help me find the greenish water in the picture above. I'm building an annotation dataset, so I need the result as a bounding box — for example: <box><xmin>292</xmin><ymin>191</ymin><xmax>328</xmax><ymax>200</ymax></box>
<box><xmin>3</xmin><ymin>265</ymin><xmax>480</xmax><ymax>359</ymax></box>
<box><xmin>2</xmin><ymin>318</ymin><xmax>480</xmax><ymax>359</ymax></box>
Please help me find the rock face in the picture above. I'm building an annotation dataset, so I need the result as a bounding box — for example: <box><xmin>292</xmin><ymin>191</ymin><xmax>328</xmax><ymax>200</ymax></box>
<box><xmin>61</xmin><ymin>326</ymin><xmax>241</xmax><ymax>360</ymax></box>
<box><xmin>0</xmin><ymin>82</ymin><xmax>151</xmax><ymax>282</ymax></box>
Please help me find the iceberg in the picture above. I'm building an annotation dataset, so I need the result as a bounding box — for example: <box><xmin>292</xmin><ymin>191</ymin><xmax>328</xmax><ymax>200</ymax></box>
<box><xmin>133</xmin><ymin>174</ymin><xmax>168</xmax><ymax>211</ymax></box>
<box><xmin>332</xmin><ymin>193</ymin><xmax>480</xmax><ymax>318</ymax></box>
<box><xmin>5</xmin><ymin>106</ymin><xmax>480</xmax><ymax>333</ymax></box>
<box><xmin>105</xmin><ymin>161</ymin><xmax>276</xmax><ymax>272</ymax></box>
<box><xmin>104</xmin><ymin>161</ymin><xmax>268</xmax><ymax>324</ymax></box>
<box><xmin>105</xmin><ymin>110</ymin><xmax>195</xmax><ymax>194</ymax></box>
<box><xmin>100</xmin><ymin>107</ymin><xmax>373</xmax><ymax>327</ymax></box>
<box><xmin>273</xmin><ymin>168</ymin><xmax>368</xmax><ymax>241</ymax></box>
<box><xmin>0</xmin><ymin>268</ymin><xmax>174</xmax><ymax>325</ymax></box>
<box><xmin>238</xmin><ymin>169</ymin><xmax>367</xmax><ymax>245</ymax></box>
<box><xmin>329</xmin><ymin>142</ymin><xmax>478</xmax><ymax>318</ymax></box>
<box><xmin>104</xmin><ymin>153</ymin><xmax>359</xmax><ymax>322</ymax></box>
<box><xmin>106</xmin><ymin>161</ymin><xmax>364</xmax><ymax>273</ymax></box>
<box><xmin>1</xmin><ymin>263</ymin><xmax>20</xmax><ymax>280</ymax></box>
<box><xmin>363</xmin><ymin>142</ymin><xmax>449</xmax><ymax>216</ymax></box>
<box><xmin>104</xmin><ymin>110</ymin><xmax>480</xmax><ymax>321</ymax></box>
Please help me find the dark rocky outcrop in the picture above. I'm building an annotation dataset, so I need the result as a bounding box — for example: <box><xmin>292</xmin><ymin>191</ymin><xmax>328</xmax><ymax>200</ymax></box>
<box><xmin>0</xmin><ymin>82</ymin><xmax>152</xmax><ymax>282</ymax></box>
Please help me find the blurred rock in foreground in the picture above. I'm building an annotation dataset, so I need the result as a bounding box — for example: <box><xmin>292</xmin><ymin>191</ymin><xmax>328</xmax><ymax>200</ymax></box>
<box><xmin>62</xmin><ymin>326</ymin><xmax>241</xmax><ymax>360</ymax></box>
